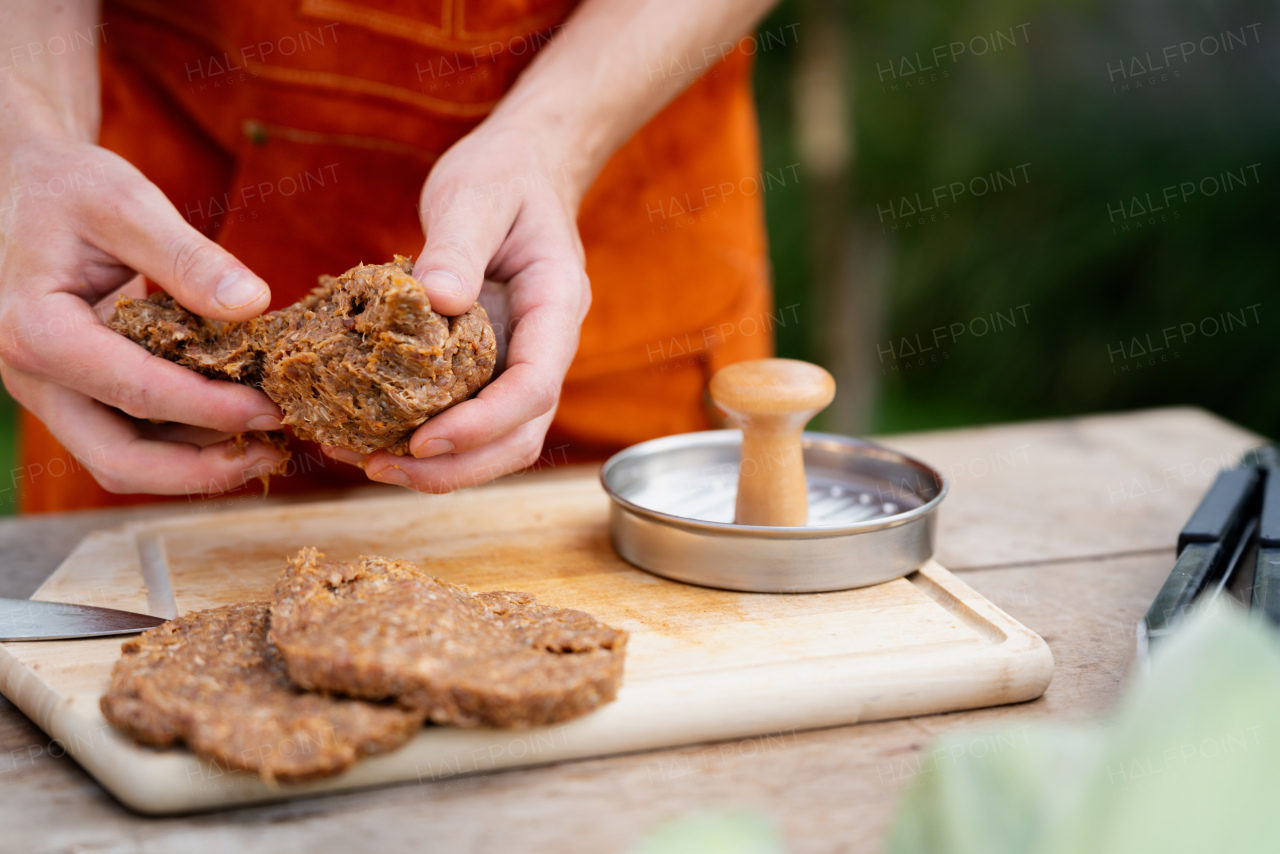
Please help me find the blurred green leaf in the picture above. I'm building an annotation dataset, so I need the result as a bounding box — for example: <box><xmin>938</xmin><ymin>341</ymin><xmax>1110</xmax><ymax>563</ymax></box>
<box><xmin>888</xmin><ymin>604</ymin><xmax>1280</xmax><ymax>854</ymax></box>
<box><xmin>628</xmin><ymin>810</ymin><xmax>786</xmax><ymax>854</ymax></box>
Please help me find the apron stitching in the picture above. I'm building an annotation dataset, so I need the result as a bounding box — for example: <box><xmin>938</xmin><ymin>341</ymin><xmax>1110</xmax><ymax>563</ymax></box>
<box><xmin>297</xmin><ymin>0</ymin><xmax>570</xmax><ymax>56</ymax></box>
<box><xmin>110</xmin><ymin>0</ymin><xmax>500</xmax><ymax>118</ymax></box>
<box><xmin>241</xmin><ymin>119</ymin><xmax>439</xmax><ymax>162</ymax></box>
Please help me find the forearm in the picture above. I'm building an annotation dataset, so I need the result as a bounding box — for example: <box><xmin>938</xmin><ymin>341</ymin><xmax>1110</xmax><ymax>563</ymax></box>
<box><xmin>0</xmin><ymin>0</ymin><xmax>103</xmax><ymax>144</ymax></box>
<box><xmin>488</xmin><ymin>0</ymin><xmax>780</xmax><ymax>204</ymax></box>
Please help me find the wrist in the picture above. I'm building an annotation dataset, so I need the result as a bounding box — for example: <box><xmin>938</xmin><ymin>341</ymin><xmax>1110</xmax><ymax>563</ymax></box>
<box><xmin>482</xmin><ymin>87</ymin><xmax>614</xmax><ymax>212</ymax></box>
<box><xmin>0</xmin><ymin>75</ymin><xmax>90</xmax><ymax>153</ymax></box>
<box><xmin>0</xmin><ymin>1</ymin><xmax>102</xmax><ymax>145</ymax></box>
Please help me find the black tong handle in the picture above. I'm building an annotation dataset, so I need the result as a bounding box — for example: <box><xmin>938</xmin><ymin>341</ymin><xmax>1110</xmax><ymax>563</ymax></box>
<box><xmin>1250</xmin><ymin>464</ymin><xmax>1280</xmax><ymax>622</ymax></box>
<box><xmin>1176</xmin><ymin>467</ymin><xmax>1261</xmax><ymax>553</ymax></box>
<box><xmin>1144</xmin><ymin>466</ymin><xmax>1261</xmax><ymax>635</ymax></box>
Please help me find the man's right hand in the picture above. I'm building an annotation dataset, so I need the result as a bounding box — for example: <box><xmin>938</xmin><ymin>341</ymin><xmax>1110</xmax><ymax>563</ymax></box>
<box><xmin>0</xmin><ymin>83</ymin><xmax>288</xmax><ymax>497</ymax></box>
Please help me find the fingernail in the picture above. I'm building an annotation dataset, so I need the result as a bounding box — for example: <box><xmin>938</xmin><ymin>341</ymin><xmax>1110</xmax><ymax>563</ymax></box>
<box><xmin>369</xmin><ymin>466</ymin><xmax>410</xmax><ymax>486</ymax></box>
<box><xmin>421</xmin><ymin>271</ymin><xmax>463</xmax><ymax>297</ymax></box>
<box><xmin>247</xmin><ymin>414</ymin><xmax>283</xmax><ymax>431</ymax></box>
<box><xmin>324</xmin><ymin>446</ymin><xmax>365</xmax><ymax>465</ymax></box>
<box><xmin>215</xmin><ymin>270</ymin><xmax>268</xmax><ymax>310</ymax></box>
<box><xmin>413</xmin><ymin>437</ymin><xmax>453</xmax><ymax>458</ymax></box>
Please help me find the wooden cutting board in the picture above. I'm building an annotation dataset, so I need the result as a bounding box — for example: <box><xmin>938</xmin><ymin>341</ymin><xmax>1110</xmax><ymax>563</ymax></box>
<box><xmin>0</xmin><ymin>471</ymin><xmax>1052</xmax><ymax>814</ymax></box>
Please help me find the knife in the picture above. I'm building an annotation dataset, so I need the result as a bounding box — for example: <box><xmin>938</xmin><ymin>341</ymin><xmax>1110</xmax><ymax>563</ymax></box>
<box><xmin>0</xmin><ymin>598</ymin><xmax>167</xmax><ymax>642</ymax></box>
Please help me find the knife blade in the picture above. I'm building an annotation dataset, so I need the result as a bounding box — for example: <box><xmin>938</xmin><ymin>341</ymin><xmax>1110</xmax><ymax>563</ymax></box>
<box><xmin>0</xmin><ymin>598</ymin><xmax>167</xmax><ymax>642</ymax></box>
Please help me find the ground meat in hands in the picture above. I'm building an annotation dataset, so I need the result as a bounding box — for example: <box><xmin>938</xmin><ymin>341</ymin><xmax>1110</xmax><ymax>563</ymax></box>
<box><xmin>108</xmin><ymin>257</ymin><xmax>497</xmax><ymax>454</ymax></box>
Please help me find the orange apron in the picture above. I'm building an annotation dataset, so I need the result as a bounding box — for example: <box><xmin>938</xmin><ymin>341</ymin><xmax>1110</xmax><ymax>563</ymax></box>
<box><xmin>19</xmin><ymin>0</ymin><xmax>773</xmax><ymax>512</ymax></box>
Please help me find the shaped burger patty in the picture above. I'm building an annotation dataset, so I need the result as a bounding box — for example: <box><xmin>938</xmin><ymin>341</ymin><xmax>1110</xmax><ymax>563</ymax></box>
<box><xmin>99</xmin><ymin>602</ymin><xmax>425</xmax><ymax>782</ymax></box>
<box><xmin>268</xmin><ymin>548</ymin><xmax>629</xmax><ymax>728</ymax></box>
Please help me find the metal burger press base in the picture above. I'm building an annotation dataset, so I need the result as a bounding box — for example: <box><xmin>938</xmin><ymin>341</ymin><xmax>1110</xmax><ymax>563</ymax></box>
<box><xmin>601</xmin><ymin>359</ymin><xmax>949</xmax><ymax>593</ymax></box>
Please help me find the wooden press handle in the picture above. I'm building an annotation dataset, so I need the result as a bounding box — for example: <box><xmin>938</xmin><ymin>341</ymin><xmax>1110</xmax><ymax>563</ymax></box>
<box><xmin>709</xmin><ymin>359</ymin><xmax>836</xmax><ymax>526</ymax></box>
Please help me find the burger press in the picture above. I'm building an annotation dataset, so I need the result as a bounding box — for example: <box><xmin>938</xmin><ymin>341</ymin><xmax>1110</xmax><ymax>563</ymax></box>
<box><xmin>601</xmin><ymin>359</ymin><xmax>948</xmax><ymax>593</ymax></box>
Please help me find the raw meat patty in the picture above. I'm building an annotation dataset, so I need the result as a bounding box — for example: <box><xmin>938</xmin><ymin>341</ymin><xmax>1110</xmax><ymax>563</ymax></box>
<box><xmin>99</xmin><ymin>602</ymin><xmax>425</xmax><ymax>782</ymax></box>
<box><xmin>268</xmin><ymin>548</ymin><xmax>629</xmax><ymax>728</ymax></box>
<box><xmin>108</xmin><ymin>256</ymin><xmax>497</xmax><ymax>454</ymax></box>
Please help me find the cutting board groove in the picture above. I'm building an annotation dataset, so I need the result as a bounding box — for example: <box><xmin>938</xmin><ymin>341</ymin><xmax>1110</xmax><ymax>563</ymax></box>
<box><xmin>0</xmin><ymin>473</ymin><xmax>1052</xmax><ymax>814</ymax></box>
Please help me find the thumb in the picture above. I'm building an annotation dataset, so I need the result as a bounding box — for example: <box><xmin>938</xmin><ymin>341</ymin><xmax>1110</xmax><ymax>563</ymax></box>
<box><xmin>93</xmin><ymin>176</ymin><xmax>271</xmax><ymax>321</ymax></box>
<box><xmin>411</xmin><ymin>200</ymin><xmax>494</xmax><ymax>316</ymax></box>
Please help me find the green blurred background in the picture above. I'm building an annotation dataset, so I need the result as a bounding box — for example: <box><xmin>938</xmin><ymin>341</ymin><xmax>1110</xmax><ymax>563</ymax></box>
<box><xmin>1</xmin><ymin>0</ymin><xmax>1275</xmax><ymax>513</ymax></box>
<box><xmin>755</xmin><ymin>0</ymin><xmax>1278</xmax><ymax>434</ymax></box>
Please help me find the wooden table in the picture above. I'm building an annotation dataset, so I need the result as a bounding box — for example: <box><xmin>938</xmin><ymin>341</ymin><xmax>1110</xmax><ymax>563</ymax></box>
<box><xmin>0</xmin><ymin>407</ymin><xmax>1262</xmax><ymax>853</ymax></box>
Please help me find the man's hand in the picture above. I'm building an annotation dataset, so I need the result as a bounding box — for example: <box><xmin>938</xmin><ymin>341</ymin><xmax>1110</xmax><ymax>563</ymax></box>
<box><xmin>321</xmin><ymin>0</ymin><xmax>779</xmax><ymax>493</ymax></box>
<box><xmin>321</xmin><ymin>122</ymin><xmax>591</xmax><ymax>491</ymax></box>
<box><xmin>0</xmin><ymin>80</ymin><xmax>288</xmax><ymax>496</ymax></box>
